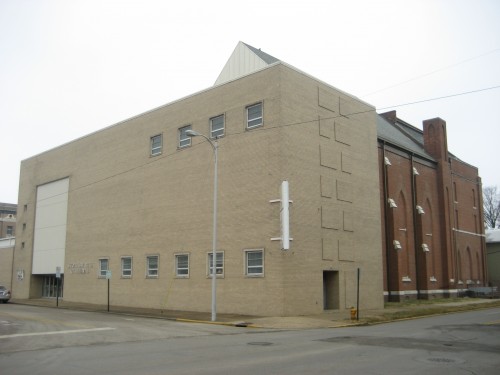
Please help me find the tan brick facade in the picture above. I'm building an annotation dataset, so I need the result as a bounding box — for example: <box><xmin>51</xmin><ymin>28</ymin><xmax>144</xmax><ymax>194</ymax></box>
<box><xmin>12</xmin><ymin>64</ymin><xmax>384</xmax><ymax>315</ymax></box>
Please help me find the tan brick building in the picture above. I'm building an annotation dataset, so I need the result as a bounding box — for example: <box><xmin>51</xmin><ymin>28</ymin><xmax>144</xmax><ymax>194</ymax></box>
<box><xmin>12</xmin><ymin>43</ymin><xmax>384</xmax><ymax>316</ymax></box>
<box><xmin>378</xmin><ymin>112</ymin><xmax>487</xmax><ymax>301</ymax></box>
<box><xmin>0</xmin><ymin>202</ymin><xmax>16</xmax><ymax>239</ymax></box>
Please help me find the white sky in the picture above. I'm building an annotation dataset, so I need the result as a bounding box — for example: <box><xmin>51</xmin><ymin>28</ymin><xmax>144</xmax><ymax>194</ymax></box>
<box><xmin>1</xmin><ymin>0</ymin><xmax>499</xmax><ymax>204</ymax></box>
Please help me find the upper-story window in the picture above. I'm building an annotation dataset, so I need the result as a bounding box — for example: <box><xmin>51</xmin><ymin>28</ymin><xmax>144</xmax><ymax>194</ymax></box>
<box><xmin>246</xmin><ymin>102</ymin><xmax>263</xmax><ymax>129</ymax></box>
<box><xmin>150</xmin><ymin>134</ymin><xmax>162</xmax><ymax>156</ymax></box>
<box><xmin>6</xmin><ymin>226</ymin><xmax>14</xmax><ymax>236</ymax></box>
<box><xmin>210</xmin><ymin>114</ymin><xmax>225</xmax><ymax>139</ymax></box>
<box><xmin>178</xmin><ymin>125</ymin><xmax>192</xmax><ymax>148</ymax></box>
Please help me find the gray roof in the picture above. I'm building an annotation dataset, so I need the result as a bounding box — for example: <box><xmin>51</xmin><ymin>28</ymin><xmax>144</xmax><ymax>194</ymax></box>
<box><xmin>242</xmin><ymin>42</ymin><xmax>280</xmax><ymax>64</ymax></box>
<box><xmin>377</xmin><ymin>115</ymin><xmax>434</xmax><ymax>160</ymax></box>
<box><xmin>486</xmin><ymin>229</ymin><xmax>500</xmax><ymax>243</ymax></box>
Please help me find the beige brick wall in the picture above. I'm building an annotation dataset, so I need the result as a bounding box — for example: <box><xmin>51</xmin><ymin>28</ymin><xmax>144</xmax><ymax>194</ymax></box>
<box><xmin>0</xmin><ymin>243</ymin><xmax>14</xmax><ymax>289</ymax></box>
<box><xmin>12</xmin><ymin>64</ymin><xmax>383</xmax><ymax>315</ymax></box>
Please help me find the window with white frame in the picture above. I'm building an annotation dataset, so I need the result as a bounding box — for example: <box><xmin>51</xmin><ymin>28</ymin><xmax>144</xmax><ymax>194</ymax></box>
<box><xmin>207</xmin><ymin>252</ymin><xmax>224</xmax><ymax>276</ymax></box>
<box><xmin>175</xmin><ymin>254</ymin><xmax>189</xmax><ymax>277</ymax></box>
<box><xmin>146</xmin><ymin>255</ymin><xmax>159</xmax><ymax>278</ymax></box>
<box><xmin>98</xmin><ymin>258</ymin><xmax>109</xmax><ymax>278</ymax></box>
<box><xmin>121</xmin><ymin>257</ymin><xmax>132</xmax><ymax>278</ymax></box>
<box><xmin>150</xmin><ymin>134</ymin><xmax>162</xmax><ymax>156</ymax></box>
<box><xmin>246</xmin><ymin>102</ymin><xmax>263</xmax><ymax>129</ymax></box>
<box><xmin>245</xmin><ymin>249</ymin><xmax>264</xmax><ymax>276</ymax></box>
<box><xmin>178</xmin><ymin>125</ymin><xmax>192</xmax><ymax>148</ymax></box>
<box><xmin>210</xmin><ymin>114</ymin><xmax>225</xmax><ymax>138</ymax></box>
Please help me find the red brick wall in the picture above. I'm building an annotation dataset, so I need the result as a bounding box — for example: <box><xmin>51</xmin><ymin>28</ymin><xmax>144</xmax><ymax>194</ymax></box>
<box><xmin>379</xmin><ymin>115</ymin><xmax>486</xmax><ymax>301</ymax></box>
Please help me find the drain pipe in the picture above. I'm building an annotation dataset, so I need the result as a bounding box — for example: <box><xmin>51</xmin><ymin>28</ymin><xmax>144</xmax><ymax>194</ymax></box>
<box><xmin>381</xmin><ymin>141</ymin><xmax>392</xmax><ymax>301</ymax></box>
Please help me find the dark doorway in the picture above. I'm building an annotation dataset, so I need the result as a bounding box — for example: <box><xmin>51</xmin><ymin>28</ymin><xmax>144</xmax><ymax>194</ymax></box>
<box><xmin>323</xmin><ymin>271</ymin><xmax>339</xmax><ymax>310</ymax></box>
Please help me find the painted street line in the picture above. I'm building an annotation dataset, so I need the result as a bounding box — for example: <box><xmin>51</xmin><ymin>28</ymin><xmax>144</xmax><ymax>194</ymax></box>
<box><xmin>0</xmin><ymin>327</ymin><xmax>115</xmax><ymax>339</ymax></box>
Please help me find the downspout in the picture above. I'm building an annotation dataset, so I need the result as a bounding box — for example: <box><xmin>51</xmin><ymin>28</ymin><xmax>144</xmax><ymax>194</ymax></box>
<box><xmin>451</xmin><ymin>174</ymin><xmax>460</xmax><ymax>294</ymax></box>
<box><xmin>410</xmin><ymin>154</ymin><xmax>421</xmax><ymax>299</ymax></box>
<box><xmin>477</xmin><ymin>180</ymin><xmax>488</xmax><ymax>285</ymax></box>
<box><xmin>381</xmin><ymin>141</ymin><xmax>392</xmax><ymax>301</ymax></box>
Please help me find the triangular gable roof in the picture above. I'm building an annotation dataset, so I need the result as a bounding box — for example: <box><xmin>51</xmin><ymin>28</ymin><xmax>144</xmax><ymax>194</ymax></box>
<box><xmin>214</xmin><ymin>42</ymin><xmax>280</xmax><ymax>85</ymax></box>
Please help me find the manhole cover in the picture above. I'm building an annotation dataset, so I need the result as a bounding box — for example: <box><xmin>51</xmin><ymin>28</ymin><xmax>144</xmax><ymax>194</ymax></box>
<box><xmin>247</xmin><ymin>342</ymin><xmax>273</xmax><ymax>346</ymax></box>
<box><xmin>427</xmin><ymin>358</ymin><xmax>457</xmax><ymax>364</ymax></box>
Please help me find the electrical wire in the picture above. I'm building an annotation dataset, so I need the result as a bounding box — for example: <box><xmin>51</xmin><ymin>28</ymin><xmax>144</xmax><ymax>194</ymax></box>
<box><xmin>362</xmin><ymin>48</ymin><xmax>500</xmax><ymax>97</ymax></box>
<box><xmin>377</xmin><ymin>85</ymin><xmax>500</xmax><ymax>110</ymax></box>
<box><xmin>21</xmin><ymin>82</ymin><xmax>500</xmax><ymax>207</ymax></box>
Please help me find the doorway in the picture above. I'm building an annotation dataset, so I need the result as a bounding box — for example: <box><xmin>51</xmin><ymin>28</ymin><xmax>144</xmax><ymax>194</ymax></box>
<box><xmin>42</xmin><ymin>275</ymin><xmax>64</xmax><ymax>298</ymax></box>
<box><xmin>323</xmin><ymin>271</ymin><xmax>339</xmax><ymax>310</ymax></box>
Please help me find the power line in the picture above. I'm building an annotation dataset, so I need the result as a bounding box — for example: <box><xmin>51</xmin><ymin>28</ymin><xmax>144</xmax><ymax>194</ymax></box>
<box><xmin>21</xmin><ymin>83</ymin><xmax>500</xmax><ymax>207</ymax></box>
<box><xmin>377</xmin><ymin>85</ymin><xmax>500</xmax><ymax>110</ymax></box>
<box><xmin>362</xmin><ymin>48</ymin><xmax>500</xmax><ymax>97</ymax></box>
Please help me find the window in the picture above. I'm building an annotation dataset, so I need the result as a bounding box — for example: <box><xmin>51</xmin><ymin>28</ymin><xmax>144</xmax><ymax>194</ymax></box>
<box><xmin>246</xmin><ymin>102</ymin><xmax>263</xmax><ymax>129</ymax></box>
<box><xmin>175</xmin><ymin>254</ymin><xmax>189</xmax><ymax>277</ymax></box>
<box><xmin>6</xmin><ymin>226</ymin><xmax>13</xmax><ymax>236</ymax></box>
<box><xmin>178</xmin><ymin>125</ymin><xmax>192</xmax><ymax>148</ymax></box>
<box><xmin>245</xmin><ymin>249</ymin><xmax>264</xmax><ymax>276</ymax></box>
<box><xmin>98</xmin><ymin>258</ymin><xmax>109</xmax><ymax>278</ymax></box>
<box><xmin>150</xmin><ymin>134</ymin><xmax>162</xmax><ymax>156</ymax></box>
<box><xmin>208</xmin><ymin>252</ymin><xmax>224</xmax><ymax>276</ymax></box>
<box><xmin>210</xmin><ymin>114</ymin><xmax>225</xmax><ymax>138</ymax></box>
<box><xmin>146</xmin><ymin>255</ymin><xmax>159</xmax><ymax>278</ymax></box>
<box><xmin>121</xmin><ymin>257</ymin><xmax>132</xmax><ymax>278</ymax></box>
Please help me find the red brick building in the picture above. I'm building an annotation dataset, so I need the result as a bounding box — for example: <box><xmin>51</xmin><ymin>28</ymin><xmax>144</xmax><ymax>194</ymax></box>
<box><xmin>378</xmin><ymin>111</ymin><xmax>487</xmax><ymax>301</ymax></box>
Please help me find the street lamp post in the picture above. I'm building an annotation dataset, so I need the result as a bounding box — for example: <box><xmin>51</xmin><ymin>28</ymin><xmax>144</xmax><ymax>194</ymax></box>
<box><xmin>185</xmin><ymin>129</ymin><xmax>218</xmax><ymax>322</ymax></box>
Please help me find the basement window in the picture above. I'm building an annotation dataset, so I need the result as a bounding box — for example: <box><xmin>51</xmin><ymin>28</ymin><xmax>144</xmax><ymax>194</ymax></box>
<box><xmin>175</xmin><ymin>254</ymin><xmax>189</xmax><ymax>277</ymax></box>
<box><xmin>245</xmin><ymin>249</ymin><xmax>264</xmax><ymax>276</ymax></box>
<box><xmin>208</xmin><ymin>252</ymin><xmax>224</xmax><ymax>277</ymax></box>
<box><xmin>98</xmin><ymin>258</ymin><xmax>109</xmax><ymax>278</ymax></box>
<box><xmin>146</xmin><ymin>255</ymin><xmax>159</xmax><ymax>278</ymax></box>
<box><xmin>121</xmin><ymin>257</ymin><xmax>132</xmax><ymax>278</ymax></box>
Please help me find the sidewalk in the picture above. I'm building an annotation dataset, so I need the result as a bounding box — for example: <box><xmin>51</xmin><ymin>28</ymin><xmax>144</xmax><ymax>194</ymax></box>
<box><xmin>10</xmin><ymin>297</ymin><xmax>500</xmax><ymax>329</ymax></box>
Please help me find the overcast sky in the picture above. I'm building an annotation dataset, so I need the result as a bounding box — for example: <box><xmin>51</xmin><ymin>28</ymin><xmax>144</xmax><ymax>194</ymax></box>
<box><xmin>1</xmin><ymin>0</ymin><xmax>499</xmax><ymax>204</ymax></box>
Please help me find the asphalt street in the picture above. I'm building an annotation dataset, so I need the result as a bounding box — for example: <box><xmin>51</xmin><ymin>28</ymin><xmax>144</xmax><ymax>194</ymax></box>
<box><xmin>1</xmin><ymin>304</ymin><xmax>499</xmax><ymax>374</ymax></box>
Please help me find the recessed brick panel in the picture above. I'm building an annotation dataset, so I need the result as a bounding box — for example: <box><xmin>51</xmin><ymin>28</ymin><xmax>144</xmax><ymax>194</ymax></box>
<box><xmin>322</xmin><ymin>236</ymin><xmax>337</xmax><ymax>260</ymax></box>
<box><xmin>321</xmin><ymin>205</ymin><xmax>340</xmax><ymax>229</ymax></box>
<box><xmin>343</xmin><ymin>210</ymin><xmax>354</xmax><ymax>232</ymax></box>
<box><xmin>318</xmin><ymin>87</ymin><xmax>339</xmax><ymax>112</ymax></box>
<box><xmin>339</xmin><ymin>237</ymin><xmax>354</xmax><ymax>261</ymax></box>
<box><xmin>335</xmin><ymin>118</ymin><xmax>351</xmax><ymax>145</ymax></box>
<box><xmin>319</xmin><ymin>116</ymin><xmax>335</xmax><ymax>138</ymax></box>
<box><xmin>319</xmin><ymin>140</ymin><xmax>338</xmax><ymax>169</ymax></box>
<box><xmin>320</xmin><ymin>174</ymin><xmax>334</xmax><ymax>198</ymax></box>
<box><xmin>341</xmin><ymin>152</ymin><xmax>353</xmax><ymax>174</ymax></box>
<box><xmin>337</xmin><ymin>180</ymin><xmax>353</xmax><ymax>203</ymax></box>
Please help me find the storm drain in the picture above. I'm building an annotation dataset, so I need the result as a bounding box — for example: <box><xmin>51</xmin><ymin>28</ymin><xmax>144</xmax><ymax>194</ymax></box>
<box><xmin>247</xmin><ymin>342</ymin><xmax>273</xmax><ymax>346</ymax></box>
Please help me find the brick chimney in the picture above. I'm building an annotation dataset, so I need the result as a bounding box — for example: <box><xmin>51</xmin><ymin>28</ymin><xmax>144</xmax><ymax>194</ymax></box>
<box><xmin>423</xmin><ymin>118</ymin><xmax>448</xmax><ymax>161</ymax></box>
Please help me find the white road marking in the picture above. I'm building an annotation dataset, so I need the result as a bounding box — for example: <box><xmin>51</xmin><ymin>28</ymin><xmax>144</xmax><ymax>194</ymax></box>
<box><xmin>0</xmin><ymin>327</ymin><xmax>115</xmax><ymax>339</ymax></box>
